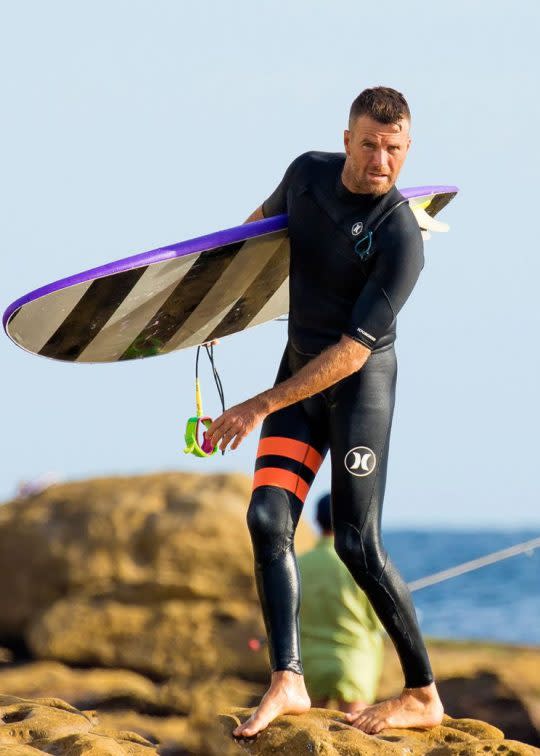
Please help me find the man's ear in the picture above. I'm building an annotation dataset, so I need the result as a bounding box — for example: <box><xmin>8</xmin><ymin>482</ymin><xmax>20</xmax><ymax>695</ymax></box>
<box><xmin>344</xmin><ymin>129</ymin><xmax>351</xmax><ymax>156</ymax></box>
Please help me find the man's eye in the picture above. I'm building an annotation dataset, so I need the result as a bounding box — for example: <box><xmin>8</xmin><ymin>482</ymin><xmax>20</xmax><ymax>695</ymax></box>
<box><xmin>389</xmin><ymin>145</ymin><xmax>400</xmax><ymax>152</ymax></box>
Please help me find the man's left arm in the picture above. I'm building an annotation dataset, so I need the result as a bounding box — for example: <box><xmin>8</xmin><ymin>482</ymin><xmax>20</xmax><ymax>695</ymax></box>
<box><xmin>207</xmin><ymin>336</ymin><xmax>370</xmax><ymax>451</ymax></box>
<box><xmin>207</xmin><ymin>207</ymin><xmax>423</xmax><ymax>451</ymax></box>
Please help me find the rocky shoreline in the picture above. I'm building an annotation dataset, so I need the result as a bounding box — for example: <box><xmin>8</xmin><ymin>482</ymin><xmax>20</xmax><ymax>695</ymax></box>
<box><xmin>0</xmin><ymin>473</ymin><xmax>537</xmax><ymax>754</ymax></box>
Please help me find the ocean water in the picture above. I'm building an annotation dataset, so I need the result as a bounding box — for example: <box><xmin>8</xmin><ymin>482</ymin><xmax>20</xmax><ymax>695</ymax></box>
<box><xmin>384</xmin><ymin>530</ymin><xmax>540</xmax><ymax>645</ymax></box>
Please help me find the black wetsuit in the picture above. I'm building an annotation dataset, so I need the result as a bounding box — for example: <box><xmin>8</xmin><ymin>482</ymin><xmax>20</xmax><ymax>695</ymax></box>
<box><xmin>248</xmin><ymin>151</ymin><xmax>433</xmax><ymax>688</ymax></box>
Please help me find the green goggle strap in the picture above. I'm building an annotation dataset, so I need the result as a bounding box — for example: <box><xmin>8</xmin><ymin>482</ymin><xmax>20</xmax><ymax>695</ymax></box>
<box><xmin>183</xmin><ymin>345</ymin><xmax>225</xmax><ymax>458</ymax></box>
<box><xmin>184</xmin><ymin>413</ymin><xmax>217</xmax><ymax>457</ymax></box>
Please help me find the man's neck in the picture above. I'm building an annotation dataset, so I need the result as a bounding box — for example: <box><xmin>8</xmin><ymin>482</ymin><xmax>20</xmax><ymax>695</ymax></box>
<box><xmin>341</xmin><ymin>162</ymin><xmax>364</xmax><ymax>194</ymax></box>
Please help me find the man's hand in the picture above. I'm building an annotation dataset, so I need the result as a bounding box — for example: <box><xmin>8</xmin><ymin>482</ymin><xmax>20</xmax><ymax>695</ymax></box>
<box><xmin>207</xmin><ymin>336</ymin><xmax>370</xmax><ymax>453</ymax></box>
<box><xmin>207</xmin><ymin>396</ymin><xmax>268</xmax><ymax>452</ymax></box>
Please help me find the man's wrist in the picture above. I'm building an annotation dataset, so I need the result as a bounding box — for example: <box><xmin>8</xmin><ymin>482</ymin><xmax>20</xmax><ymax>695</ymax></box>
<box><xmin>255</xmin><ymin>390</ymin><xmax>276</xmax><ymax>416</ymax></box>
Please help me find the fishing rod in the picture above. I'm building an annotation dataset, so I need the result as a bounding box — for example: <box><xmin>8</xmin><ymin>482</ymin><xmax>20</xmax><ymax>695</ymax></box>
<box><xmin>407</xmin><ymin>536</ymin><xmax>540</xmax><ymax>592</ymax></box>
<box><xmin>247</xmin><ymin>537</ymin><xmax>540</xmax><ymax>652</ymax></box>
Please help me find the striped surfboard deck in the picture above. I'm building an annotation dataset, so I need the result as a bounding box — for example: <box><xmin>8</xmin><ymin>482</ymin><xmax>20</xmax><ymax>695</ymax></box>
<box><xmin>3</xmin><ymin>185</ymin><xmax>458</xmax><ymax>363</ymax></box>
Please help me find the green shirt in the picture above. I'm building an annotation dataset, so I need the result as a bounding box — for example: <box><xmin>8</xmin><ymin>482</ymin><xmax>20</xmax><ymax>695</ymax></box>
<box><xmin>298</xmin><ymin>535</ymin><xmax>384</xmax><ymax>702</ymax></box>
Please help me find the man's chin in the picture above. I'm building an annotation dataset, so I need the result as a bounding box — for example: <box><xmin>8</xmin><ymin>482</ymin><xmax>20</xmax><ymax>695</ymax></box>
<box><xmin>355</xmin><ymin>176</ymin><xmax>393</xmax><ymax>195</ymax></box>
<box><xmin>370</xmin><ymin>186</ymin><xmax>390</xmax><ymax>196</ymax></box>
<box><xmin>366</xmin><ymin>178</ymin><xmax>392</xmax><ymax>195</ymax></box>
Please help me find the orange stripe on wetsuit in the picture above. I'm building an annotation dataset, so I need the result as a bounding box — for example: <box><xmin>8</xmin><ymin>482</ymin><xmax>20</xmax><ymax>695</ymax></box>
<box><xmin>252</xmin><ymin>435</ymin><xmax>323</xmax><ymax>504</ymax></box>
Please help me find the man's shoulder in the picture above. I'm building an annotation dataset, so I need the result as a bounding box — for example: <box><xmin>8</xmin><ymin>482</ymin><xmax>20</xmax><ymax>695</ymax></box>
<box><xmin>378</xmin><ymin>187</ymin><xmax>422</xmax><ymax>239</ymax></box>
<box><xmin>289</xmin><ymin>150</ymin><xmax>344</xmax><ymax>178</ymax></box>
<box><xmin>301</xmin><ymin>150</ymin><xmax>345</xmax><ymax>164</ymax></box>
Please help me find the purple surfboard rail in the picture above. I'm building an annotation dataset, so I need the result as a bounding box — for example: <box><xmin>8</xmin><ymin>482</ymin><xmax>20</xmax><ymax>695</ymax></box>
<box><xmin>2</xmin><ymin>185</ymin><xmax>458</xmax><ymax>333</ymax></box>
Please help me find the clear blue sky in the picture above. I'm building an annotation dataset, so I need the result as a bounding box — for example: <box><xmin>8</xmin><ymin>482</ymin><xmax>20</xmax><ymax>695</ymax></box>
<box><xmin>2</xmin><ymin>0</ymin><xmax>539</xmax><ymax>528</ymax></box>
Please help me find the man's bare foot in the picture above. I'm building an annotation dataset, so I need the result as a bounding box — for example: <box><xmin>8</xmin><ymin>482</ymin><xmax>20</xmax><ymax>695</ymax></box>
<box><xmin>345</xmin><ymin>682</ymin><xmax>444</xmax><ymax>735</ymax></box>
<box><xmin>233</xmin><ymin>670</ymin><xmax>311</xmax><ymax>738</ymax></box>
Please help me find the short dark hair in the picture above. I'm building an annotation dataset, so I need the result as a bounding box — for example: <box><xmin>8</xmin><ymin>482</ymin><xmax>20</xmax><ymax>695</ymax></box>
<box><xmin>349</xmin><ymin>87</ymin><xmax>411</xmax><ymax>128</ymax></box>
<box><xmin>316</xmin><ymin>493</ymin><xmax>333</xmax><ymax>532</ymax></box>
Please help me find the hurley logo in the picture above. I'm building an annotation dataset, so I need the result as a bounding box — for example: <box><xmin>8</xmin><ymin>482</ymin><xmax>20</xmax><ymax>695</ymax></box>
<box><xmin>351</xmin><ymin>221</ymin><xmax>364</xmax><ymax>236</ymax></box>
<box><xmin>344</xmin><ymin>446</ymin><xmax>377</xmax><ymax>477</ymax></box>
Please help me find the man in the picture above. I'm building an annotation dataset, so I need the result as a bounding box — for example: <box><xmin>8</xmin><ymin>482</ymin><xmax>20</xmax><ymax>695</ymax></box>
<box><xmin>298</xmin><ymin>493</ymin><xmax>384</xmax><ymax>713</ymax></box>
<box><xmin>208</xmin><ymin>86</ymin><xmax>444</xmax><ymax>736</ymax></box>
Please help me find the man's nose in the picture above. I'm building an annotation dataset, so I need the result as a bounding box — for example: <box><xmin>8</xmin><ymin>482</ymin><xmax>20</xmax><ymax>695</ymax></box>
<box><xmin>371</xmin><ymin>148</ymin><xmax>389</xmax><ymax>167</ymax></box>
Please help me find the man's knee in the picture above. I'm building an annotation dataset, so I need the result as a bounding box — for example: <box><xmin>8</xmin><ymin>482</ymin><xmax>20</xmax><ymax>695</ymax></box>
<box><xmin>334</xmin><ymin>521</ymin><xmax>386</xmax><ymax>581</ymax></box>
<box><xmin>247</xmin><ymin>486</ymin><xmax>296</xmax><ymax>562</ymax></box>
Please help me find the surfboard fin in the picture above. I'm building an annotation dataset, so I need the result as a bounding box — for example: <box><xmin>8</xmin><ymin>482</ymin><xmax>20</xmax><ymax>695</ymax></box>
<box><xmin>410</xmin><ymin>204</ymin><xmax>450</xmax><ymax>235</ymax></box>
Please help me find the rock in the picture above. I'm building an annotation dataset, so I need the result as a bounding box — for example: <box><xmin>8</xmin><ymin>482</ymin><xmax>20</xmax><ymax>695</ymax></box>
<box><xmin>98</xmin><ymin>685</ymin><xmax>251</xmax><ymax>756</ymax></box>
<box><xmin>0</xmin><ymin>661</ymin><xmax>161</xmax><ymax>713</ymax></box>
<box><xmin>0</xmin><ymin>660</ymin><xmax>262</xmax><ymax>718</ymax></box>
<box><xmin>0</xmin><ymin>472</ymin><xmax>314</xmax><ymax>682</ymax></box>
<box><xmin>27</xmin><ymin>596</ymin><xmax>268</xmax><ymax>683</ymax></box>
<box><xmin>159</xmin><ymin>674</ymin><xmax>262</xmax><ymax>716</ymax></box>
<box><xmin>378</xmin><ymin>638</ymin><xmax>540</xmax><ymax>745</ymax></box>
<box><xmin>0</xmin><ymin>693</ymin><xmax>536</xmax><ymax>756</ymax></box>
<box><xmin>0</xmin><ymin>694</ymin><xmax>157</xmax><ymax>754</ymax></box>
<box><xmin>92</xmin><ymin>710</ymin><xmax>192</xmax><ymax>754</ymax></box>
<box><xmin>0</xmin><ymin>663</ymin><xmax>261</xmax><ymax>753</ymax></box>
<box><xmin>0</xmin><ymin>473</ymin><xmax>315</xmax><ymax>639</ymax></box>
<box><xmin>1</xmin><ymin>473</ymin><xmax>539</xmax><ymax>753</ymax></box>
<box><xmin>438</xmin><ymin>672</ymin><xmax>540</xmax><ymax>748</ymax></box>
<box><xmin>220</xmin><ymin>707</ymin><xmax>539</xmax><ymax>755</ymax></box>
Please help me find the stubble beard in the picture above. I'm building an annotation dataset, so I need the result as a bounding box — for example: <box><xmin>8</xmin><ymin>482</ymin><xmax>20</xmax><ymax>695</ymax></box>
<box><xmin>345</xmin><ymin>163</ymin><xmax>394</xmax><ymax>196</ymax></box>
<box><xmin>357</xmin><ymin>169</ymin><xmax>394</xmax><ymax>196</ymax></box>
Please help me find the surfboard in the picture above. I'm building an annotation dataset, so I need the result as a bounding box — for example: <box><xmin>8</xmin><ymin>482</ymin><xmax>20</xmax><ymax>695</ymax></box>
<box><xmin>3</xmin><ymin>185</ymin><xmax>457</xmax><ymax>363</ymax></box>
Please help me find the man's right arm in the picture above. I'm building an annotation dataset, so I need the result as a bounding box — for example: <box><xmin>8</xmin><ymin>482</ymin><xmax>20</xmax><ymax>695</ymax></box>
<box><xmin>244</xmin><ymin>152</ymin><xmax>310</xmax><ymax>225</ymax></box>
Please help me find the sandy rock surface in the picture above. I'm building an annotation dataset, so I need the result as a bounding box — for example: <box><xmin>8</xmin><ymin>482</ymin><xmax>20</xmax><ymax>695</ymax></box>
<box><xmin>0</xmin><ymin>472</ymin><xmax>313</xmax><ymax>684</ymax></box>
<box><xmin>222</xmin><ymin>708</ymin><xmax>540</xmax><ymax>755</ymax></box>
<box><xmin>0</xmin><ymin>473</ymin><xmax>314</xmax><ymax>639</ymax></box>
<box><xmin>0</xmin><ymin>473</ymin><xmax>538</xmax><ymax>753</ymax></box>
<box><xmin>378</xmin><ymin>638</ymin><xmax>540</xmax><ymax>747</ymax></box>
<box><xmin>0</xmin><ymin>659</ymin><xmax>261</xmax><ymax>717</ymax></box>
<box><xmin>0</xmin><ymin>662</ymin><xmax>162</xmax><ymax>712</ymax></box>
<box><xmin>0</xmin><ymin>694</ymin><xmax>157</xmax><ymax>754</ymax></box>
<box><xmin>28</xmin><ymin>596</ymin><xmax>265</xmax><ymax>681</ymax></box>
<box><xmin>1</xmin><ymin>648</ymin><xmax>538</xmax><ymax>754</ymax></box>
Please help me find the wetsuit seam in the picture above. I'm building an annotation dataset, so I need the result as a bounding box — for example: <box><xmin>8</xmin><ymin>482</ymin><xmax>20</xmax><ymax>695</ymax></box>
<box><xmin>378</xmin><ymin>553</ymin><xmax>389</xmax><ymax>585</ymax></box>
<box><xmin>372</xmin><ymin>566</ymin><xmax>413</xmax><ymax>646</ymax></box>
<box><xmin>359</xmin><ymin>416</ymin><xmax>391</xmax><ymax>573</ymax></box>
<box><xmin>380</xmin><ymin>286</ymin><xmax>397</xmax><ymax>320</ymax></box>
<box><xmin>357</xmin><ymin>507</ymin><xmax>413</xmax><ymax>646</ymax></box>
<box><xmin>254</xmin><ymin>536</ymin><xmax>293</xmax><ymax>566</ymax></box>
<box><xmin>347</xmin><ymin>332</ymin><xmax>376</xmax><ymax>351</ymax></box>
<box><xmin>374</xmin><ymin>550</ymin><xmax>415</xmax><ymax>650</ymax></box>
<box><xmin>256</xmin><ymin>544</ymin><xmax>292</xmax><ymax>566</ymax></box>
<box><xmin>345</xmin><ymin>517</ymin><xmax>412</xmax><ymax>647</ymax></box>
<box><xmin>354</xmin><ymin>377</ymin><xmax>414</xmax><ymax>646</ymax></box>
<box><xmin>371</xmin><ymin>343</ymin><xmax>394</xmax><ymax>354</ymax></box>
<box><xmin>356</xmin><ymin>421</ymin><xmax>413</xmax><ymax>645</ymax></box>
<box><xmin>360</xmin><ymin>417</ymin><xmax>391</xmax><ymax>536</ymax></box>
<box><xmin>297</xmin><ymin>445</ymin><xmax>313</xmax><ymax>495</ymax></box>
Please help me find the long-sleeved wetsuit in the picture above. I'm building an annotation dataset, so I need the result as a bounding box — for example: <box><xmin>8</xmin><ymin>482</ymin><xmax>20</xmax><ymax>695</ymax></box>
<box><xmin>247</xmin><ymin>151</ymin><xmax>433</xmax><ymax>688</ymax></box>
